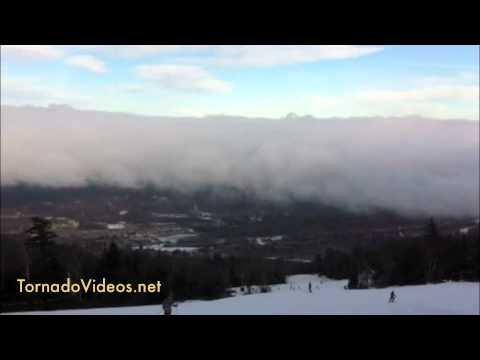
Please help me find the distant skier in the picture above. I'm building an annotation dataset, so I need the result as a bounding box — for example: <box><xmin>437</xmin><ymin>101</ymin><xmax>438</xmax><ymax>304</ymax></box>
<box><xmin>163</xmin><ymin>294</ymin><xmax>176</xmax><ymax>315</ymax></box>
<box><xmin>308</xmin><ymin>282</ymin><xmax>312</xmax><ymax>293</ymax></box>
<box><xmin>389</xmin><ymin>291</ymin><xmax>397</xmax><ymax>303</ymax></box>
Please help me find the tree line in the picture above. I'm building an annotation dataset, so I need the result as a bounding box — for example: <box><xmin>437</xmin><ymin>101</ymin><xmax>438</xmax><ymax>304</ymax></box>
<box><xmin>0</xmin><ymin>217</ymin><xmax>312</xmax><ymax>312</ymax></box>
<box><xmin>313</xmin><ymin>219</ymin><xmax>479</xmax><ymax>288</ymax></box>
<box><xmin>1</xmin><ymin>217</ymin><xmax>478</xmax><ymax>312</ymax></box>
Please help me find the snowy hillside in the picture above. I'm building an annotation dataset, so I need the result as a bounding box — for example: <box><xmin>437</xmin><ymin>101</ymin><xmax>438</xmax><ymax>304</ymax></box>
<box><xmin>5</xmin><ymin>275</ymin><xmax>479</xmax><ymax>315</ymax></box>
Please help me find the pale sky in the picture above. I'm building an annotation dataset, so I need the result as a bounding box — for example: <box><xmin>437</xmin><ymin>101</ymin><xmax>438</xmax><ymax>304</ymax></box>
<box><xmin>1</xmin><ymin>45</ymin><xmax>479</xmax><ymax>120</ymax></box>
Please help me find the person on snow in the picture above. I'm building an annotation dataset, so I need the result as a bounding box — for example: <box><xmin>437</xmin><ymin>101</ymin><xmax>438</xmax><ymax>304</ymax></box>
<box><xmin>163</xmin><ymin>294</ymin><xmax>176</xmax><ymax>315</ymax></box>
<box><xmin>389</xmin><ymin>291</ymin><xmax>397</xmax><ymax>303</ymax></box>
<box><xmin>308</xmin><ymin>282</ymin><xmax>312</xmax><ymax>293</ymax></box>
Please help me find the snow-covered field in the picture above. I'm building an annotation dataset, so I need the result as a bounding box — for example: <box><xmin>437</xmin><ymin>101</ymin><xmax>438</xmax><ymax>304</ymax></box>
<box><xmin>5</xmin><ymin>275</ymin><xmax>479</xmax><ymax>315</ymax></box>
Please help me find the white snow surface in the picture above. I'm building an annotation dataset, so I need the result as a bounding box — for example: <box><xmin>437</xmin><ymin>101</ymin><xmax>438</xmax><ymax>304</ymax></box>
<box><xmin>5</xmin><ymin>275</ymin><xmax>479</xmax><ymax>315</ymax></box>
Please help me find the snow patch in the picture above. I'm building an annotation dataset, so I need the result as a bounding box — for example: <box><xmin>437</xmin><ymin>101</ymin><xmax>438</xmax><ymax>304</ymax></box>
<box><xmin>6</xmin><ymin>276</ymin><xmax>479</xmax><ymax>315</ymax></box>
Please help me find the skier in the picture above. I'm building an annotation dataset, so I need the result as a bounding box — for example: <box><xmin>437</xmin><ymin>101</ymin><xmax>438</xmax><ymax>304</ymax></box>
<box><xmin>308</xmin><ymin>282</ymin><xmax>312</xmax><ymax>293</ymax></box>
<box><xmin>389</xmin><ymin>291</ymin><xmax>397</xmax><ymax>303</ymax></box>
<box><xmin>163</xmin><ymin>294</ymin><xmax>176</xmax><ymax>315</ymax></box>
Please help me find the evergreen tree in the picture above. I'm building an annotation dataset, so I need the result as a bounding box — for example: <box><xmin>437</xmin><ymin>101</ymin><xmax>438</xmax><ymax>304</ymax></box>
<box><xmin>26</xmin><ymin>217</ymin><xmax>57</xmax><ymax>246</ymax></box>
<box><xmin>99</xmin><ymin>242</ymin><xmax>122</xmax><ymax>280</ymax></box>
<box><xmin>425</xmin><ymin>217</ymin><xmax>439</xmax><ymax>241</ymax></box>
<box><xmin>24</xmin><ymin>217</ymin><xmax>58</xmax><ymax>281</ymax></box>
<box><xmin>347</xmin><ymin>271</ymin><xmax>358</xmax><ymax>289</ymax></box>
<box><xmin>391</xmin><ymin>243</ymin><xmax>427</xmax><ymax>285</ymax></box>
<box><xmin>424</xmin><ymin>218</ymin><xmax>441</xmax><ymax>282</ymax></box>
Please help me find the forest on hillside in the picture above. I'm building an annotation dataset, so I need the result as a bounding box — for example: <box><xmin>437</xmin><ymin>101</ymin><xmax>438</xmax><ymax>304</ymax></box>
<box><xmin>1</xmin><ymin>217</ymin><xmax>478</xmax><ymax>313</ymax></box>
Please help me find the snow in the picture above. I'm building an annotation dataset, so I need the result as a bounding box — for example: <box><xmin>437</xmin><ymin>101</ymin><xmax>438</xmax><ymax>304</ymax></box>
<box><xmin>197</xmin><ymin>212</ymin><xmax>213</xmax><ymax>221</ymax></box>
<box><xmin>255</xmin><ymin>238</ymin><xmax>266</xmax><ymax>246</ymax></box>
<box><xmin>152</xmin><ymin>213</ymin><xmax>189</xmax><ymax>219</ymax></box>
<box><xmin>159</xmin><ymin>247</ymin><xmax>199</xmax><ymax>253</ymax></box>
<box><xmin>265</xmin><ymin>257</ymin><xmax>312</xmax><ymax>263</ymax></box>
<box><xmin>132</xmin><ymin>244</ymin><xmax>199</xmax><ymax>253</ymax></box>
<box><xmin>156</xmin><ymin>233</ymin><xmax>198</xmax><ymax>243</ymax></box>
<box><xmin>5</xmin><ymin>275</ymin><xmax>479</xmax><ymax>315</ymax></box>
<box><xmin>286</xmin><ymin>258</ymin><xmax>313</xmax><ymax>264</ymax></box>
<box><xmin>136</xmin><ymin>233</ymin><xmax>198</xmax><ymax>245</ymax></box>
<box><xmin>107</xmin><ymin>222</ymin><xmax>126</xmax><ymax>230</ymax></box>
<box><xmin>250</xmin><ymin>235</ymin><xmax>285</xmax><ymax>246</ymax></box>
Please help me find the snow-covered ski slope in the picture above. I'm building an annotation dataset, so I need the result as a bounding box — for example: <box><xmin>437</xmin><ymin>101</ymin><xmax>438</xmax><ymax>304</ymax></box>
<box><xmin>6</xmin><ymin>275</ymin><xmax>479</xmax><ymax>315</ymax></box>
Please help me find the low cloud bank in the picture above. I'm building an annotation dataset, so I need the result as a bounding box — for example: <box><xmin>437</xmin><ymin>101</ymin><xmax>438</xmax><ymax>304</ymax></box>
<box><xmin>1</xmin><ymin>105</ymin><xmax>478</xmax><ymax>217</ymax></box>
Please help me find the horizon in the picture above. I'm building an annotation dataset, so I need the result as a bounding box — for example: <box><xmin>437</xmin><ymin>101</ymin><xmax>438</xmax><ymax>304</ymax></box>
<box><xmin>2</xmin><ymin>103</ymin><xmax>479</xmax><ymax>123</ymax></box>
<box><xmin>2</xmin><ymin>45</ymin><xmax>479</xmax><ymax>120</ymax></box>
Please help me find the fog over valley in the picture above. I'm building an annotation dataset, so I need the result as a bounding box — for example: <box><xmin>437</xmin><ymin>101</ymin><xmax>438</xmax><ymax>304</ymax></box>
<box><xmin>1</xmin><ymin>105</ymin><xmax>478</xmax><ymax>218</ymax></box>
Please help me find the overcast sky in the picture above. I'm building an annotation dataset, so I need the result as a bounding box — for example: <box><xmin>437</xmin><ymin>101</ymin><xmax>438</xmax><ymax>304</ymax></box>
<box><xmin>1</xmin><ymin>45</ymin><xmax>479</xmax><ymax>120</ymax></box>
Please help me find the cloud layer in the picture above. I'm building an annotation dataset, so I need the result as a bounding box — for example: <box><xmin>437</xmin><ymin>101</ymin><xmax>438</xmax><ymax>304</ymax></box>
<box><xmin>65</xmin><ymin>55</ymin><xmax>108</xmax><ymax>73</ymax></box>
<box><xmin>135</xmin><ymin>64</ymin><xmax>232</xmax><ymax>93</ymax></box>
<box><xmin>1</xmin><ymin>45</ymin><xmax>65</xmax><ymax>60</ymax></box>
<box><xmin>199</xmin><ymin>45</ymin><xmax>383</xmax><ymax>67</ymax></box>
<box><xmin>2</xmin><ymin>45</ymin><xmax>383</xmax><ymax>67</ymax></box>
<box><xmin>1</xmin><ymin>105</ymin><xmax>478</xmax><ymax>218</ymax></box>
